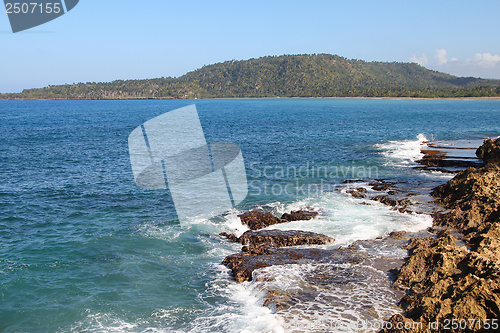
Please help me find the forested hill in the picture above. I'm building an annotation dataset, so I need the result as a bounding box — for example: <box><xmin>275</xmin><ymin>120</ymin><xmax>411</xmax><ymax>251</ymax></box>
<box><xmin>2</xmin><ymin>54</ymin><xmax>500</xmax><ymax>99</ymax></box>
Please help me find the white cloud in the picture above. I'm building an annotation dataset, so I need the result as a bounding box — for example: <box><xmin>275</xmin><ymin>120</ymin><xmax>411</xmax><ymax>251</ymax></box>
<box><xmin>467</xmin><ymin>53</ymin><xmax>500</xmax><ymax>68</ymax></box>
<box><xmin>409</xmin><ymin>53</ymin><xmax>428</xmax><ymax>66</ymax></box>
<box><xmin>407</xmin><ymin>50</ymin><xmax>500</xmax><ymax>79</ymax></box>
<box><xmin>435</xmin><ymin>49</ymin><xmax>448</xmax><ymax>66</ymax></box>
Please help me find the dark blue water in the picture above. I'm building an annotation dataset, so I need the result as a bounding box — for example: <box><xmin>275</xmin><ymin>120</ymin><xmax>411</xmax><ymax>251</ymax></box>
<box><xmin>1</xmin><ymin>99</ymin><xmax>499</xmax><ymax>332</ymax></box>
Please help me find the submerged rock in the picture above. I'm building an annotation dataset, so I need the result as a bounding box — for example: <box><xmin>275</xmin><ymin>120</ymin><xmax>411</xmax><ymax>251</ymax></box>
<box><xmin>369</xmin><ymin>179</ymin><xmax>396</xmax><ymax>191</ymax></box>
<box><xmin>372</xmin><ymin>195</ymin><xmax>410</xmax><ymax>207</ymax></box>
<box><xmin>416</xmin><ymin>139</ymin><xmax>485</xmax><ymax>173</ymax></box>
<box><xmin>372</xmin><ymin>195</ymin><xmax>412</xmax><ymax>213</ymax></box>
<box><xmin>219</xmin><ymin>232</ymin><xmax>238</xmax><ymax>242</ymax></box>
<box><xmin>388</xmin><ymin>230</ymin><xmax>407</xmax><ymax>239</ymax></box>
<box><xmin>222</xmin><ymin>246</ymin><xmax>364</xmax><ymax>282</ymax></box>
<box><xmin>221</xmin><ymin>229</ymin><xmax>334</xmax><ymax>282</ymax></box>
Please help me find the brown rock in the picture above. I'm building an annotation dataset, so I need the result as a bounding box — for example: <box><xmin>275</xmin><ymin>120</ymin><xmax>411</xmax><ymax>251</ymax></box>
<box><xmin>219</xmin><ymin>232</ymin><xmax>238</xmax><ymax>242</ymax></box>
<box><xmin>432</xmin><ymin>163</ymin><xmax>500</xmax><ymax>233</ymax></box>
<box><xmin>280</xmin><ymin>209</ymin><xmax>318</xmax><ymax>222</ymax></box>
<box><xmin>372</xmin><ymin>195</ymin><xmax>411</xmax><ymax>210</ymax></box>
<box><xmin>238</xmin><ymin>210</ymin><xmax>283</xmax><ymax>230</ymax></box>
<box><xmin>393</xmin><ymin>234</ymin><xmax>467</xmax><ymax>292</ymax></box>
<box><xmin>380</xmin><ymin>314</ymin><xmax>426</xmax><ymax>333</ymax></box>
<box><xmin>476</xmin><ymin>137</ymin><xmax>500</xmax><ymax>164</ymax></box>
<box><xmin>391</xmin><ymin>231</ymin><xmax>500</xmax><ymax>329</ymax></box>
<box><xmin>389</xmin><ymin>230</ymin><xmax>407</xmax><ymax>239</ymax></box>
<box><xmin>221</xmin><ymin>228</ymin><xmax>336</xmax><ymax>282</ymax></box>
<box><xmin>347</xmin><ymin>187</ymin><xmax>368</xmax><ymax>198</ymax></box>
<box><xmin>369</xmin><ymin>179</ymin><xmax>396</xmax><ymax>191</ymax></box>
<box><xmin>388</xmin><ymin>138</ymin><xmax>500</xmax><ymax>330</ymax></box>
<box><xmin>372</xmin><ymin>195</ymin><xmax>398</xmax><ymax>206</ymax></box>
<box><xmin>263</xmin><ymin>290</ymin><xmax>296</xmax><ymax>312</ymax></box>
<box><xmin>238</xmin><ymin>229</ymin><xmax>333</xmax><ymax>248</ymax></box>
<box><xmin>222</xmin><ymin>247</ymin><xmax>364</xmax><ymax>282</ymax></box>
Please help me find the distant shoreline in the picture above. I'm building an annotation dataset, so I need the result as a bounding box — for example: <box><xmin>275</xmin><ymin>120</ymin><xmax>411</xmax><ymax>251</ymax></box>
<box><xmin>2</xmin><ymin>96</ymin><xmax>500</xmax><ymax>101</ymax></box>
<box><xmin>1</xmin><ymin>54</ymin><xmax>499</xmax><ymax>101</ymax></box>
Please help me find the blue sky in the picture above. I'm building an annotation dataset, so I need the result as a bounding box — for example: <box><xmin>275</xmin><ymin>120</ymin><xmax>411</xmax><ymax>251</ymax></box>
<box><xmin>1</xmin><ymin>0</ymin><xmax>500</xmax><ymax>93</ymax></box>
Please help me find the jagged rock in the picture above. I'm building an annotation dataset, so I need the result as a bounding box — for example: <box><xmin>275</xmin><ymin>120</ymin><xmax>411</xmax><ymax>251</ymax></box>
<box><xmin>280</xmin><ymin>209</ymin><xmax>318</xmax><ymax>222</ymax></box>
<box><xmin>369</xmin><ymin>179</ymin><xmax>396</xmax><ymax>191</ymax></box>
<box><xmin>372</xmin><ymin>195</ymin><xmax>411</xmax><ymax>212</ymax></box>
<box><xmin>389</xmin><ymin>231</ymin><xmax>500</xmax><ymax>329</ymax></box>
<box><xmin>237</xmin><ymin>209</ymin><xmax>318</xmax><ymax>230</ymax></box>
<box><xmin>263</xmin><ymin>290</ymin><xmax>296</xmax><ymax>312</ymax></box>
<box><xmin>222</xmin><ymin>247</ymin><xmax>365</xmax><ymax>282</ymax></box>
<box><xmin>372</xmin><ymin>195</ymin><xmax>398</xmax><ymax>206</ymax></box>
<box><xmin>393</xmin><ymin>233</ymin><xmax>468</xmax><ymax>292</ymax></box>
<box><xmin>389</xmin><ymin>230</ymin><xmax>407</xmax><ymax>239</ymax></box>
<box><xmin>469</xmin><ymin>222</ymin><xmax>500</xmax><ymax>261</ymax></box>
<box><xmin>476</xmin><ymin>137</ymin><xmax>500</xmax><ymax>164</ymax></box>
<box><xmin>380</xmin><ymin>314</ymin><xmax>426</xmax><ymax>333</ymax></box>
<box><xmin>237</xmin><ymin>210</ymin><xmax>283</xmax><ymax>230</ymax></box>
<box><xmin>347</xmin><ymin>187</ymin><xmax>368</xmax><ymax>198</ymax></box>
<box><xmin>432</xmin><ymin>163</ymin><xmax>500</xmax><ymax>233</ymax></box>
<box><xmin>387</xmin><ymin>138</ymin><xmax>500</xmax><ymax>332</ymax></box>
<box><xmin>219</xmin><ymin>232</ymin><xmax>238</xmax><ymax>242</ymax></box>
<box><xmin>238</xmin><ymin>229</ymin><xmax>333</xmax><ymax>248</ymax></box>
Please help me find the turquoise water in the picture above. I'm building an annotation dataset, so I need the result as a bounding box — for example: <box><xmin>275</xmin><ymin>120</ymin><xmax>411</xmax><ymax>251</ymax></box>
<box><xmin>1</xmin><ymin>99</ymin><xmax>499</xmax><ymax>332</ymax></box>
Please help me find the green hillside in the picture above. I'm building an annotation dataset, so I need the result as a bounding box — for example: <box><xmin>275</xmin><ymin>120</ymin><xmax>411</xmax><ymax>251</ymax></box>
<box><xmin>2</xmin><ymin>54</ymin><xmax>500</xmax><ymax>99</ymax></box>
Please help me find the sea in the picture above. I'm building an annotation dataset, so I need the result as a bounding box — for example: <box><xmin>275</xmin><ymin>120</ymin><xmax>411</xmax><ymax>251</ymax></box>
<box><xmin>1</xmin><ymin>98</ymin><xmax>499</xmax><ymax>332</ymax></box>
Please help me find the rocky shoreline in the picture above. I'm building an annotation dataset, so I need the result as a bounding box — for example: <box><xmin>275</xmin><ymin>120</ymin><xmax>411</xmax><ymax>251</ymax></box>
<box><xmin>382</xmin><ymin>138</ymin><xmax>500</xmax><ymax>332</ymax></box>
<box><xmin>219</xmin><ymin>180</ymin><xmax>422</xmax><ymax>325</ymax></box>
<box><xmin>219</xmin><ymin>138</ymin><xmax>500</xmax><ymax>332</ymax></box>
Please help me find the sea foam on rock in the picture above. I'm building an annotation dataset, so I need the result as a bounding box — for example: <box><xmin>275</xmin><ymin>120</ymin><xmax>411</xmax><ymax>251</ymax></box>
<box><xmin>221</xmin><ymin>209</ymin><xmax>333</xmax><ymax>282</ymax></box>
<box><xmin>221</xmin><ymin>246</ymin><xmax>361</xmax><ymax>283</ymax></box>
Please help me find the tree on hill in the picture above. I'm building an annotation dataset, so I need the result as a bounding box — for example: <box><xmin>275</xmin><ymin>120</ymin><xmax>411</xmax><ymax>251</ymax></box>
<box><xmin>1</xmin><ymin>54</ymin><xmax>500</xmax><ymax>99</ymax></box>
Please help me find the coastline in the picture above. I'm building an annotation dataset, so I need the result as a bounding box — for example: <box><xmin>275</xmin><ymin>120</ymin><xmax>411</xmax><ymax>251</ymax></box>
<box><xmin>381</xmin><ymin>137</ymin><xmax>500</xmax><ymax>332</ymax></box>
<box><xmin>1</xmin><ymin>96</ymin><xmax>500</xmax><ymax>101</ymax></box>
<box><xmin>2</xmin><ymin>99</ymin><xmax>499</xmax><ymax>331</ymax></box>
<box><xmin>219</xmin><ymin>137</ymin><xmax>500</xmax><ymax>331</ymax></box>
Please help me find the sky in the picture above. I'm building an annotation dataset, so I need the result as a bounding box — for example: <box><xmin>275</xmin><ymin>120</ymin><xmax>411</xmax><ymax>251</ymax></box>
<box><xmin>1</xmin><ymin>0</ymin><xmax>500</xmax><ymax>93</ymax></box>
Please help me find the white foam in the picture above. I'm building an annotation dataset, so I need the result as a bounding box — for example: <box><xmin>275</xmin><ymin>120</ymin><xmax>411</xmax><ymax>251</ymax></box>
<box><xmin>68</xmin><ymin>311</ymin><xmax>169</xmax><ymax>333</ymax></box>
<box><xmin>129</xmin><ymin>176</ymin><xmax>434</xmax><ymax>332</ymax></box>
<box><xmin>136</xmin><ymin>221</ymin><xmax>183</xmax><ymax>240</ymax></box>
<box><xmin>421</xmin><ymin>170</ymin><xmax>455</xmax><ymax>180</ymax></box>
<box><xmin>187</xmin><ymin>263</ymin><xmax>285</xmax><ymax>333</ymax></box>
<box><xmin>219</xmin><ymin>208</ymin><xmax>250</xmax><ymax>238</ymax></box>
<box><xmin>252</xmin><ymin>262</ymin><xmax>402</xmax><ymax>332</ymax></box>
<box><xmin>375</xmin><ymin>133</ymin><xmax>428</xmax><ymax>167</ymax></box>
<box><xmin>251</xmin><ymin>191</ymin><xmax>432</xmax><ymax>247</ymax></box>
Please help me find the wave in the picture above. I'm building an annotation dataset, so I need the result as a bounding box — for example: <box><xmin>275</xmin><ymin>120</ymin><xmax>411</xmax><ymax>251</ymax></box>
<box><xmin>206</xmin><ymin>189</ymin><xmax>432</xmax><ymax>331</ymax></box>
<box><xmin>375</xmin><ymin>133</ymin><xmax>428</xmax><ymax>167</ymax></box>
<box><xmin>252</xmin><ymin>262</ymin><xmax>402</xmax><ymax>332</ymax></box>
<box><xmin>218</xmin><ymin>191</ymin><xmax>432</xmax><ymax>248</ymax></box>
<box><xmin>119</xmin><ymin>167</ymin><xmax>435</xmax><ymax>332</ymax></box>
